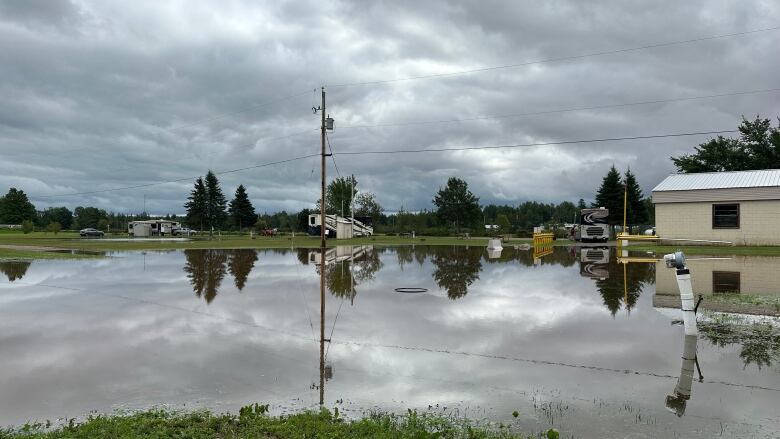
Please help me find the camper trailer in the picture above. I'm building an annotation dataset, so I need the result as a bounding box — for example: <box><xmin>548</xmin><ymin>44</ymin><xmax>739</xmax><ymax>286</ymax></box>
<box><xmin>307</xmin><ymin>214</ymin><xmax>373</xmax><ymax>239</ymax></box>
<box><xmin>575</xmin><ymin>208</ymin><xmax>609</xmax><ymax>243</ymax></box>
<box><xmin>128</xmin><ymin>220</ymin><xmax>181</xmax><ymax>237</ymax></box>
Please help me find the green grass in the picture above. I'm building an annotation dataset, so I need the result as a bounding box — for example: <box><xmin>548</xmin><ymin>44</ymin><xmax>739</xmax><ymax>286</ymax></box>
<box><xmin>0</xmin><ymin>248</ymin><xmax>104</xmax><ymax>261</ymax></box>
<box><xmin>628</xmin><ymin>243</ymin><xmax>780</xmax><ymax>256</ymax></box>
<box><xmin>0</xmin><ymin>406</ymin><xmax>535</xmax><ymax>439</ymax></box>
<box><xmin>707</xmin><ymin>293</ymin><xmax>780</xmax><ymax>309</ymax></box>
<box><xmin>0</xmin><ymin>232</ymin><xmax>557</xmax><ymax>260</ymax></box>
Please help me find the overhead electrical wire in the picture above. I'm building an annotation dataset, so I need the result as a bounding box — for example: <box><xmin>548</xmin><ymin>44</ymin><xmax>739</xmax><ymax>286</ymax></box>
<box><xmin>9</xmin><ymin>89</ymin><xmax>316</xmax><ymax>159</ymax></box>
<box><xmin>328</xmin><ymin>25</ymin><xmax>780</xmax><ymax>87</ymax></box>
<box><xmin>338</xmin><ymin>87</ymin><xmax>780</xmax><ymax>130</ymax></box>
<box><xmin>334</xmin><ymin>129</ymin><xmax>739</xmax><ymax>156</ymax></box>
<box><xmin>35</xmin><ymin>153</ymin><xmax>319</xmax><ymax>198</ymax></box>
<box><xmin>33</xmin><ymin>128</ymin><xmax>735</xmax><ymax>199</ymax></box>
<box><xmin>325</xmin><ymin>132</ymin><xmax>342</xmax><ymax>178</ymax></box>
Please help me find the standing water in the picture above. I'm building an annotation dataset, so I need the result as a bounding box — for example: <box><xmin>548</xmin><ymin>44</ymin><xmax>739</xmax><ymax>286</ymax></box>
<box><xmin>0</xmin><ymin>246</ymin><xmax>778</xmax><ymax>437</ymax></box>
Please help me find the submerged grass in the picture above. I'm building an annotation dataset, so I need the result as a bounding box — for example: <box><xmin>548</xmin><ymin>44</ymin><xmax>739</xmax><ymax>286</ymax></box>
<box><xmin>629</xmin><ymin>243</ymin><xmax>780</xmax><ymax>256</ymax></box>
<box><xmin>0</xmin><ymin>232</ymin><xmax>562</xmax><ymax>260</ymax></box>
<box><xmin>0</xmin><ymin>248</ymin><xmax>104</xmax><ymax>261</ymax></box>
<box><xmin>0</xmin><ymin>406</ymin><xmax>533</xmax><ymax>439</ymax></box>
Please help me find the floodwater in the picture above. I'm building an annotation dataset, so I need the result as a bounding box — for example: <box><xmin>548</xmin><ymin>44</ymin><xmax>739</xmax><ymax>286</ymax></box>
<box><xmin>1</xmin><ymin>246</ymin><xmax>779</xmax><ymax>438</ymax></box>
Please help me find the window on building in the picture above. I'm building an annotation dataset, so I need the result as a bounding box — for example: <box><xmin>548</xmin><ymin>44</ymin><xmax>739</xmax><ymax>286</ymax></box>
<box><xmin>712</xmin><ymin>204</ymin><xmax>739</xmax><ymax>229</ymax></box>
<box><xmin>712</xmin><ymin>271</ymin><xmax>740</xmax><ymax>294</ymax></box>
<box><xmin>310</xmin><ymin>217</ymin><xmax>315</xmax><ymax>225</ymax></box>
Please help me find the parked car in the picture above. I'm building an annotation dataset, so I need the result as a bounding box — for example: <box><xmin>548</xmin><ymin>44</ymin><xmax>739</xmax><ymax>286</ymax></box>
<box><xmin>643</xmin><ymin>227</ymin><xmax>656</xmax><ymax>236</ymax></box>
<box><xmin>177</xmin><ymin>228</ymin><xmax>197</xmax><ymax>236</ymax></box>
<box><xmin>79</xmin><ymin>228</ymin><xmax>104</xmax><ymax>237</ymax></box>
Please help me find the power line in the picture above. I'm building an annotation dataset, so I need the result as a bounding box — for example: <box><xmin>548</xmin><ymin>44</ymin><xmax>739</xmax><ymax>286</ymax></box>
<box><xmin>325</xmin><ymin>132</ymin><xmax>342</xmax><ymax>178</ymax></box>
<box><xmin>9</xmin><ymin>89</ymin><xmax>315</xmax><ymax>159</ymax></box>
<box><xmin>334</xmin><ymin>129</ymin><xmax>739</xmax><ymax>156</ymax></box>
<box><xmin>338</xmin><ymin>87</ymin><xmax>780</xmax><ymax>130</ymax></box>
<box><xmin>32</xmin><ymin>128</ymin><xmax>739</xmax><ymax>199</ymax></box>
<box><xmin>328</xmin><ymin>26</ymin><xmax>780</xmax><ymax>87</ymax></box>
<box><xmin>35</xmin><ymin>153</ymin><xmax>319</xmax><ymax>198</ymax></box>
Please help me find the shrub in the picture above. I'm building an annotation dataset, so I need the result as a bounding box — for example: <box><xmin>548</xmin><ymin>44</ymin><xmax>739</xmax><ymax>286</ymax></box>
<box><xmin>21</xmin><ymin>220</ymin><xmax>34</xmax><ymax>234</ymax></box>
<box><xmin>46</xmin><ymin>221</ymin><xmax>61</xmax><ymax>235</ymax></box>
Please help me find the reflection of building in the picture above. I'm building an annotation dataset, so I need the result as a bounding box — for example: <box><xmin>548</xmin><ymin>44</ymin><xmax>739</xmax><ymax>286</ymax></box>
<box><xmin>579</xmin><ymin>247</ymin><xmax>610</xmax><ymax>279</ymax></box>
<box><xmin>653</xmin><ymin>169</ymin><xmax>780</xmax><ymax>245</ymax></box>
<box><xmin>654</xmin><ymin>256</ymin><xmax>780</xmax><ymax>315</ymax></box>
<box><xmin>309</xmin><ymin>245</ymin><xmax>373</xmax><ymax>265</ymax></box>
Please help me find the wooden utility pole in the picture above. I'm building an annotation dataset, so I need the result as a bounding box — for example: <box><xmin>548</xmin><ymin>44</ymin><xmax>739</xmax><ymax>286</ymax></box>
<box><xmin>319</xmin><ymin>87</ymin><xmax>326</xmax><ymax>406</ymax></box>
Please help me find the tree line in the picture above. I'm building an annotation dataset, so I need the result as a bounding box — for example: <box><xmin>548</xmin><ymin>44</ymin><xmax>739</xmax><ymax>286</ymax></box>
<box><xmin>3</xmin><ymin>116</ymin><xmax>775</xmax><ymax>235</ymax></box>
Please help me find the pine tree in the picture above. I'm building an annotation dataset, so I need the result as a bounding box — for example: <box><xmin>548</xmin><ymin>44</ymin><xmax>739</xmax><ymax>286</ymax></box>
<box><xmin>185</xmin><ymin>177</ymin><xmax>208</xmax><ymax>231</ymax></box>
<box><xmin>228</xmin><ymin>184</ymin><xmax>256</xmax><ymax>230</ymax></box>
<box><xmin>624</xmin><ymin>168</ymin><xmax>648</xmax><ymax>231</ymax></box>
<box><xmin>594</xmin><ymin>165</ymin><xmax>623</xmax><ymax>226</ymax></box>
<box><xmin>204</xmin><ymin>170</ymin><xmax>227</xmax><ymax>233</ymax></box>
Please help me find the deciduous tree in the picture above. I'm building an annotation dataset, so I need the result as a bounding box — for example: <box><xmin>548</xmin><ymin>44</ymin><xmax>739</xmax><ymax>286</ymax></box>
<box><xmin>671</xmin><ymin>116</ymin><xmax>780</xmax><ymax>172</ymax></box>
<box><xmin>432</xmin><ymin>177</ymin><xmax>481</xmax><ymax>232</ymax></box>
<box><xmin>0</xmin><ymin>188</ymin><xmax>36</xmax><ymax>224</ymax></box>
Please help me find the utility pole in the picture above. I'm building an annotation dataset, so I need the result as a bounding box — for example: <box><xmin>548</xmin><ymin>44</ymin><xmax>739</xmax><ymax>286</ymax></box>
<box><xmin>318</xmin><ymin>86</ymin><xmax>327</xmax><ymax>406</ymax></box>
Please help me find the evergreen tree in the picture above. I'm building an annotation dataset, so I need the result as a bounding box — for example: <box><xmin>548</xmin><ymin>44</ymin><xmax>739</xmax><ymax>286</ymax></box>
<box><xmin>0</xmin><ymin>188</ymin><xmax>36</xmax><ymax>224</ymax></box>
<box><xmin>204</xmin><ymin>170</ymin><xmax>227</xmax><ymax>233</ymax></box>
<box><xmin>228</xmin><ymin>184</ymin><xmax>256</xmax><ymax>230</ymax></box>
<box><xmin>624</xmin><ymin>168</ymin><xmax>648</xmax><ymax>230</ymax></box>
<box><xmin>432</xmin><ymin>177</ymin><xmax>481</xmax><ymax>231</ymax></box>
<box><xmin>594</xmin><ymin>165</ymin><xmax>624</xmax><ymax>226</ymax></box>
<box><xmin>185</xmin><ymin>177</ymin><xmax>208</xmax><ymax>231</ymax></box>
<box><xmin>577</xmin><ymin>199</ymin><xmax>587</xmax><ymax>209</ymax></box>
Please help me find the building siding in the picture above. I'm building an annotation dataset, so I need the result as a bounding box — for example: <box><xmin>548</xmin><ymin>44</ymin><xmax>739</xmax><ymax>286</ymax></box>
<box><xmin>655</xmin><ymin>200</ymin><xmax>780</xmax><ymax>245</ymax></box>
<box><xmin>652</xmin><ymin>186</ymin><xmax>780</xmax><ymax>203</ymax></box>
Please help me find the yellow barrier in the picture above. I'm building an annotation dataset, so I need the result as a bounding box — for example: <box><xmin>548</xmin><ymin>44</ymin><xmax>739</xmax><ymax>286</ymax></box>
<box><xmin>533</xmin><ymin>232</ymin><xmax>554</xmax><ymax>246</ymax></box>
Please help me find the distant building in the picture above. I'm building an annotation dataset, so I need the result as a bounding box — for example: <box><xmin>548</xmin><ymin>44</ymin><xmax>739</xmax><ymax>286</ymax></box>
<box><xmin>652</xmin><ymin>169</ymin><xmax>780</xmax><ymax>245</ymax></box>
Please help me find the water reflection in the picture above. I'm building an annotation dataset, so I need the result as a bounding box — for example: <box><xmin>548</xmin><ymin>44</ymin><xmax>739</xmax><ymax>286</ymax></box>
<box><xmin>699</xmin><ymin>317</ymin><xmax>780</xmax><ymax>369</ymax></box>
<box><xmin>666</xmin><ymin>334</ymin><xmax>700</xmax><ymax>416</ymax></box>
<box><xmin>431</xmin><ymin>246</ymin><xmax>482</xmax><ymax>300</ymax></box>
<box><xmin>2</xmin><ymin>247</ymin><xmax>779</xmax><ymax>437</ymax></box>
<box><xmin>0</xmin><ymin>261</ymin><xmax>31</xmax><ymax>282</ymax></box>
<box><xmin>183</xmin><ymin>249</ymin><xmax>258</xmax><ymax>303</ymax></box>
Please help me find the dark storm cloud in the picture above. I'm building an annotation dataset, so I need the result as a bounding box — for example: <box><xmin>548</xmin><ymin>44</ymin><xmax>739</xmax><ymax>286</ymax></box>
<box><xmin>1</xmin><ymin>0</ymin><xmax>779</xmax><ymax>213</ymax></box>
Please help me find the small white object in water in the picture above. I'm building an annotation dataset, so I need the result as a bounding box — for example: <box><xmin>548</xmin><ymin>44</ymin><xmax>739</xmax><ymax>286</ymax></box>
<box><xmin>487</xmin><ymin>238</ymin><xmax>503</xmax><ymax>250</ymax></box>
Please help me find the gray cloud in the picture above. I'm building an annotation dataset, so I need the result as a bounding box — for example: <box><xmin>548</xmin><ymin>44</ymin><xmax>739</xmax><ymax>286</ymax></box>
<box><xmin>1</xmin><ymin>0</ymin><xmax>779</xmax><ymax>213</ymax></box>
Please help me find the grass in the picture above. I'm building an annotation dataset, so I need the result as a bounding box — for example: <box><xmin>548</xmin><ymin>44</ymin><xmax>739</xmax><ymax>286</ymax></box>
<box><xmin>0</xmin><ymin>406</ymin><xmax>536</xmax><ymax>439</ymax></box>
<box><xmin>0</xmin><ymin>248</ymin><xmax>104</xmax><ymax>261</ymax></box>
<box><xmin>707</xmin><ymin>293</ymin><xmax>780</xmax><ymax>309</ymax></box>
<box><xmin>0</xmin><ymin>232</ymin><xmax>557</xmax><ymax>260</ymax></box>
<box><xmin>628</xmin><ymin>243</ymin><xmax>780</xmax><ymax>256</ymax></box>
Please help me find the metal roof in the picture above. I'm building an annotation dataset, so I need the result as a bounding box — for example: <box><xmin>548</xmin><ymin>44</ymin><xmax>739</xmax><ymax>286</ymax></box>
<box><xmin>653</xmin><ymin>169</ymin><xmax>780</xmax><ymax>192</ymax></box>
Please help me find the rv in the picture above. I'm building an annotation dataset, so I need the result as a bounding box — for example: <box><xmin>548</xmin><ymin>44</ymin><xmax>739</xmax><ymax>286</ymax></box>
<box><xmin>575</xmin><ymin>208</ymin><xmax>609</xmax><ymax>243</ymax></box>
<box><xmin>307</xmin><ymin>214</ymin><xmax>373</xmax><ymax>239</ymax></box>
<box><xmin>128</xmin><ymin>220</ymin><xmax>182</xmax><ymax>237</ymax></box>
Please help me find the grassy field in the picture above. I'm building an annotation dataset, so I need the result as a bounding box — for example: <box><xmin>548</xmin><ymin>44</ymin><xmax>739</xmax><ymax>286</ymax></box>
<box><xmin>4</xmin><ymin>231</ymin><xmax>780</xmax><ymax>260</ymax></box>
<box><xmin>627</xmin><ymin>243</ymin><xmax>780</xmax><ymax>256</ymax></box>
<box><xmin>0</xmin><ymin>407</ymin><xmax>540</xmax><ymax>439</ymax></box>
<box><xmin>0</xmin><ymin>231</ymin><xmax>550</xmax><ymax>260</ymax></box>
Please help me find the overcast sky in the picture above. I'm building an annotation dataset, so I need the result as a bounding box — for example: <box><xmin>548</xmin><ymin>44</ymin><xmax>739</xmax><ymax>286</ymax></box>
<box><xmin>1</xmin><ymin>0</ymin><xmax>779</xmax><ymax>215</ymax></box>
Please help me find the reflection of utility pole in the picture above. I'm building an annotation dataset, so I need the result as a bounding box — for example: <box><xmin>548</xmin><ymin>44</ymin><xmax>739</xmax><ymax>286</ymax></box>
<box><xmin>318</xmin><ymin>87</ymin><xmax>327</xmax><ymax>406</ymax></box>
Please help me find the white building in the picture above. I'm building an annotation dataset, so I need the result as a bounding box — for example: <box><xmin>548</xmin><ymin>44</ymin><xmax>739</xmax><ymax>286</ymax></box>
<box><xmin>652</xmin><ymin>169</ymin><xmax>780</xmax><ymax>246</ymax></box>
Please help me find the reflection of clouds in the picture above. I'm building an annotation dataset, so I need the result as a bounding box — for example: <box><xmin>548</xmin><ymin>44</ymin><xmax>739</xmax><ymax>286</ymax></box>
<box><xmin>1</xmin><ymin>248</ymin><xmax>778</xmax><ymax>436</ymax></box>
